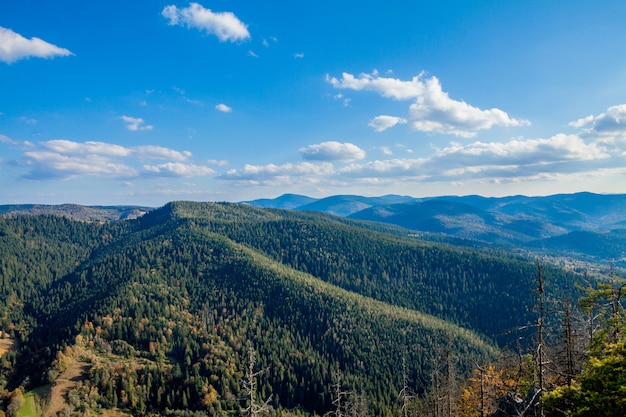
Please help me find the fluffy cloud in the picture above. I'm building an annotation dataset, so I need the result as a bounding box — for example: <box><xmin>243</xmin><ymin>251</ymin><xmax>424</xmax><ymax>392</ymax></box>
<box><xmin>0</xmin><ymin>134</ymin><xmax>19</xmax><ymax>145</ymax></box>
<box><xmin>220</xmin><ymin>162</ymin><xmax>334</xmax><ymax>184</ymax></box>
<box><xmin>133</xmin><ymin>145</ymin><xmax>192</xmax><ymax>161</ymax></box>
<box><xmin>162</xmin><ymin>3</ymin><xmax>250</xmax><ymax>42</ymax></box>
<box><xmin>22</xmin><ymin>151</ymin><xmax>138</xmax><ymax>180</ymax></box>
<box><xmin>339</xmin><ymin>158</ymin><xmax>427</xmax><ymax>179</ymax></box>
<box><xmin>328</xmin><ymin>71</ymin><xmax>529</xmax><ymax>137</ymax></box>
<box><xmin>299</xmin><ymin>141</ymin><xmax>366</xmax><ymax>161</ymax></box>
<box><xmin>569</xmin><ymin>104</ymin><xmax>626</xmax><ymax>144</ymax></box>
<box><xmin>40</xmin><ymin>140</ymin><xmax>131</xmax><ymax>157</ymax></box>
<box><xmin>215</xmin><ymin>103</ymin><xmax>232</xmax><ymax>113</ymax></box>
<box><xmin>0</xmin><ymin>26</ymin><xmax>73</xmax><ymax>64</ymax></box>
<box><xmin>339</xmin><ymin>133</ymin><xmax>611</xmax><ymax>182</ymax></box>
<box><xmin>17</xmin><ymin>139</ymin><xmax>212</xmax><ymax>180</ymax></box>
<box><xmin>328</xmin><ymin>71</ymin><xmax>426</xmax><ymax>100</ymax></box>
<box><xmin>143</xmin><ymin>162</ymin><xmax>214</xmax><ymax>177</ymax></box>
<box><xmin>212</xmin><ymin>104</ymin><xmax>626</xmax><ymax>193</ymax></box>
<box><xmin>369</xmin><ymin>115</ymin><xmax>407</xmax><ymax>132</ymax></box>
<box><xmin>121</xmin><ymin>115</ymin><xmax>153</xmax><ymax>131</ymax></box>
<box><xmin>433</xmin><ymin>134</ymin><xmax>608</xmax><ymax>166</ymax></box>
<box><xmin>207</xmin><ymin>159</ymin><xmax>229</xmax><ymax>167</ymax></box>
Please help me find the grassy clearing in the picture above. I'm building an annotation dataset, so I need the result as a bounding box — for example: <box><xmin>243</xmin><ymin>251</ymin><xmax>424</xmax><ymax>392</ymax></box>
<box><xmin>18</xmin><ymin>388</ymin><xmax>48</xmax><ymax>417</ymax></box>
<box><xmin>0</xmin><ymin>338</ymin><xmax>17</xmax><ymax>356</ymax></box>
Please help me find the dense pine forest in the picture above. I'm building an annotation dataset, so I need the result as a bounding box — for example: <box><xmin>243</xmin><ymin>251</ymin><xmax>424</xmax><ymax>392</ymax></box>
<box><xmin>0</xmin><ymin>202</ymin><xmax>624</xmax><ymax>416</ymax></box>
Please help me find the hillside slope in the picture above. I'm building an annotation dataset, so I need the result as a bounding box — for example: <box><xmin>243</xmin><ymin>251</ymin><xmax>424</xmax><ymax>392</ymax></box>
<box><xmin>246</xmin><ymin>192</ymin><xmax>626</xmax><ymax>267</ymax></box>
<box><xmin>0</xmin><ymin>202</ymin><xmax>583</xmax><ymax>416</ymax></box>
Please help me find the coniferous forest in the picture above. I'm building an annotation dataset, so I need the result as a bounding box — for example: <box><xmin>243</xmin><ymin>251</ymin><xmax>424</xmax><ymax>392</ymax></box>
<box><xmin>0</xmin><ymin>201</ymin><xmax>624</xmax><ymax>417</ymax></box>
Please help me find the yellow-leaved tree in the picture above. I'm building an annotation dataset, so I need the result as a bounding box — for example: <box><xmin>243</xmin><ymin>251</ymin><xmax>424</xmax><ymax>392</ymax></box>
<box><xmin>457</xmin><ymin>364</ymin><xmax>516</xmax><ymax>417</ymax></box>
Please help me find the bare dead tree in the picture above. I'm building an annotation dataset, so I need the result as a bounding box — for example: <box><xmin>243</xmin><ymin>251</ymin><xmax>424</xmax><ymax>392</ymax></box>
<box><xmin>328</xmin><ymin>366</ymin><xmax>348</xmax><ymax>417</ymax></box>
<box><xmin>398</xmin><ymin>356</ymin><xmax>415</xmax><ymax>417</ymax></box>
<box><xmin>241</xmin><ymin>342</ymin><xmax>272</xmax><ymax>417</ymax></box>
<box><xmin>348</xmin><ymin>387</ymin><xmax>371</xmax><ymax>417</ymax></box>
<box><xmin>549</xmin><ymin>297</ymin><xmax>587</xmax><ymax>387</ymax></box>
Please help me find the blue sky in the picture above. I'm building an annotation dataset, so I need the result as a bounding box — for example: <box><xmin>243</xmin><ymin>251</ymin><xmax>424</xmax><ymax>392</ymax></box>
<box><xmin>1</xmin><ymin>0</ymin><xmax>626</xmax><ymax>206</ymax></box>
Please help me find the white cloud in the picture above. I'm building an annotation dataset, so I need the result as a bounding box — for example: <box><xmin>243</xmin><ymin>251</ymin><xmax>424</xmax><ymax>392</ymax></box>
<box><xmin>16</xmin><ymin>139</ymin><xmax>212</xmax><ymax>180</ymax></box>
<box><xmin>162</xmin><ymin>3</ymin><xmax>250</xmax><ymax>42</ymax></box>
<box><xmin>328</xmin><ymin>71</ymin><xmax>529</xmax><ymax>137</ymax></box>
<box><xmin>331</xmin><ymin>92</ymin><xmax>351</xmax><ymax>107</ymax></box>
<box><xmin>294</xmin><ymin>52</ymin><xmax>304</xmax><ymax>59</ymax></box>
<box><xmin>569</xmin><ymin>115</ymin><xmax>595</xmax><ymax>129</ymax></box>
<box><xmin>339</xmin><ymin>158</ymin><xmax>428</xmax><ymax>178</ymax></box>
<box><xmin>220</xmin><ymin>162</ymin><xmax>334</xmax><ymax>184</ymax></box>
<box><xmin>0</xmin><ymin>134</ymin><xmax>19</xmax><ymax>145</ymax></box>
<box><xmin>23</xmin><ymin>150</ymin><xmax>138</xmax><ymax>179</ymax></box>
<box><xmin>173</xmin><ymin>86</ymin><xmax>202</xmax><ymax>105</ymax></box>
<box><xmin>369</xmin><ymin>115</ymin><xmax>406</xmax><ymax>132</ymax></box>
<box><xmin>41</xmin><ymin>140</ymin><xmax>131</xmax><ymax>157</ymax></box>
<box><xmin>121</xmin><ymin>115</ymin><xmax>153</xmax><ymax>131</ymax></box>
<box><xmin>0</xmin><ymin>26</ymin><xmax>73</xmax><ymax>64</ymax></box>
<box><xmin>247</xmin><ymin>50</ymin><xmax>259</xmax><ymax>58</ymax></box>
<box><xmin>208</xmin><ymin>159</ymin><xmax>229</xmax><ymax>166</ymax></box>
<box><xmin>328</xmin><ymin>71</ymin><xmax>426</xmax><ymax>100</ymax></box>
<box><xmin>299</xmin><ymin>141</ymin><xmax>366</xmax><ymax>162</ymax></box>
<box><xmin>569</xmin><ymin>104</ymin><xmax>626</xmax><ymax>144</ymax></box>
<box><xmin>339</xmin><ymin>133</ymin><xmax>611</xmax><ymax>182</ymax></box>
<box><xmin>143</xmin><ymin>162</ymin><xmax>214</xmax><ymax>177</ymax></box>
<box><xmin>262</xmin><ymin>36</ymin><xmax>277</xmax><ymax>47</ymax></box>
<box><xmin>432</xmin><ymin>134</ymin><xmax>609</xmax><ymax>167</ymax></box>
<box><xmin>215</xmin><ymin>103</ymin><xmax>232</xmax><ymax>113</ymax></box>
<box><xmin>133</xmin><ymin>145</ymin><xmax>191</xmax><ymax>161</ymax></box>
<box><xmin>214</xmin><ymin>104</ymin><xmax>626</xmax><ymax>194</ymax></box>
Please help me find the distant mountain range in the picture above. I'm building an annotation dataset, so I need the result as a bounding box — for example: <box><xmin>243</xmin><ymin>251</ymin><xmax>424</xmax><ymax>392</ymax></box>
<box><xmin>0</xmin><ymin>197</ymin><xmax>616</xmax><ymax>414</ymax></box>
<box><xmin>2</xmin><ymin>192</ymin><xmax>625</xmax><ymax>267</ymax></box>
<box><xmin>0</xmin><ymin>203</ymin><xmax>151</xmax><ymax>221</ymax></box>
<box><xmin>245</xmin><ymin>192</ymin><xmax>626</xmax><ymax>267</ymax></box>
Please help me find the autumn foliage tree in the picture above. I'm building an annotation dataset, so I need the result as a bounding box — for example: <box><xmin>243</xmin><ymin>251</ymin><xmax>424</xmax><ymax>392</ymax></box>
<box><xmin>457</xmin><ymin>364</ymin><xmax>515</xmax><ymax>417</ymax></box>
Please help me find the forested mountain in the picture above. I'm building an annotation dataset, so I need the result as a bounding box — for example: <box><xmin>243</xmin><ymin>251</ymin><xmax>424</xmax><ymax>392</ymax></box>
<box><xmin>0</xmin><ymin>202</ymin><xmax>590</xmax><ymax>416</ymax></box>
<box><xmin>245</xmin><ymin>192</ymin><xmax>626</xmax><ymax>232</ymax></box>
<box><xmin>241</xmin><ymin>194</ymin><xmax>318</xmax><ymax>210</ymax></box>
<box><xmin>0</xmin><ymin>204</ymin><xmax>151</xmax><ymax>222</ymax></box>
<box><xmin>246</xmin><ymin>192</ymin><xmax>626</xmax><ymax>267</ymax></box>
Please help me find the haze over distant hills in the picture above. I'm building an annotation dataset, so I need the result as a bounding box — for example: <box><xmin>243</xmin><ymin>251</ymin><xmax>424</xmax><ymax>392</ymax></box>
<box><xmin>245</xmin><ymin>192</ymin><xmax>626</xmax><ymax>267</ymax></box>
<box><xmin>0</xmin><ymin>203</ymin><xmax>151</xmax><ymax>222</ymax></box>
<box><xmin>2</xmin><ymin>191</ymin><xmax>625</xmax><ymax>267</ymax></box>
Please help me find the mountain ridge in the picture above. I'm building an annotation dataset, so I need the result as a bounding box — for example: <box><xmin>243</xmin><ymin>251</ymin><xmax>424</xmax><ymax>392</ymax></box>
<box><xmin>244</xmin><ymin>192</ymin><xmax>626</xmax><ymax>267</ymax></box>
<box><xmin>2</xmin><ymin>201</ymin><xmax>520</xmax><ymax>415</ymax></box>
<box><xmin>3</xmin><ymin>191</ymin><xmax>625</xmax><ymax>268</ymax></box>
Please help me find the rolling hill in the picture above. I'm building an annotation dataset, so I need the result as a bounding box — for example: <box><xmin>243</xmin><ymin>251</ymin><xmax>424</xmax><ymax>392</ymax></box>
<box><xmin>0</xmin><ymin>201</ymin><xmax>585</xmax><ymax>416</ymax></box>
<box><xmin>246</xmin><ymin>192</ymin><xmax>626</xmax><ymax>267</ymax></box>
<box><xmin>0</xmin><ymin>203</ymin><xmax>152</xmax><ymax>222</ymax></box>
